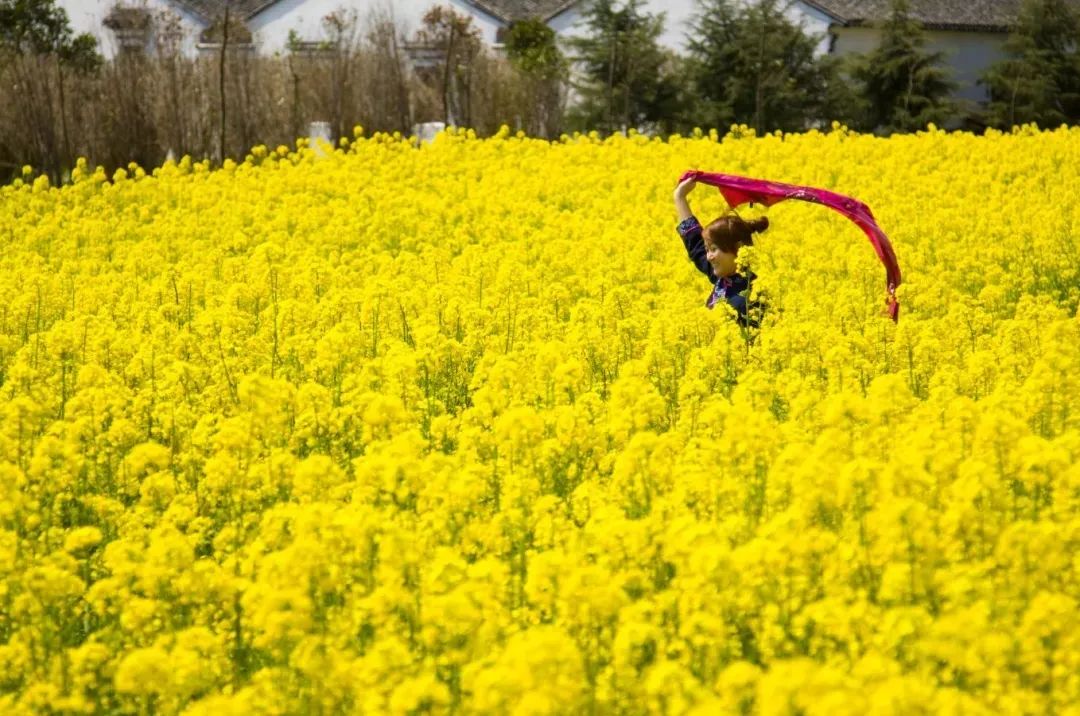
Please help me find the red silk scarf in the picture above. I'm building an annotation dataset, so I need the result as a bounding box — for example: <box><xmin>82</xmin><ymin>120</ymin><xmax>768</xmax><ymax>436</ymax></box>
<box><xmin>679</xmin><ymin>170</ymin><xmax>901</xmax><ymax>321</ymax></box>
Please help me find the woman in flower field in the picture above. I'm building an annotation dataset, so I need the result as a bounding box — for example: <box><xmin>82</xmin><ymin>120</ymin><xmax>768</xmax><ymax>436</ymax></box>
<box><xmin>674</xmin><ymin>175</ymin><xmax>768</xmax><ymax>326</ymax></box>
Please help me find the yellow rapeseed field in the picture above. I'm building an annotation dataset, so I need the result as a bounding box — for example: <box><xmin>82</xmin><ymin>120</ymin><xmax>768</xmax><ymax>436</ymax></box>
<box><xmin>1</xmin><ymin>123</ymin><xmax>1079</xmax><ymax>715</ymax></box>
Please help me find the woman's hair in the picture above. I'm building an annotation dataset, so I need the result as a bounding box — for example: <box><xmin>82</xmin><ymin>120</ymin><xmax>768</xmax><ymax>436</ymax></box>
<box><xmin>703</xmin><ymin>214</ymin><xmax>769</xmax><ymax>254</ymax></box>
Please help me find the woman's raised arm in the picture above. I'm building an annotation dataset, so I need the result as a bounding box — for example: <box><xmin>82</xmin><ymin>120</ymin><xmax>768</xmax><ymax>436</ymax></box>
<box><xmin>673</xmin><ymin>177</ymin><xmax>697</xmax><ymax>222</ymax></box>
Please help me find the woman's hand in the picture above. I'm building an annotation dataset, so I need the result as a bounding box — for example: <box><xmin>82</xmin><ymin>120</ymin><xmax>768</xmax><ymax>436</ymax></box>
<box><xmin>674</xmin><ymin>176</ymin><xmax>697</xmax><ymax>199</ymax></box>
<box><xmin>674</xmin><ymin>177</ymin><xmax>697</xmax><ymax>221</ymax></box>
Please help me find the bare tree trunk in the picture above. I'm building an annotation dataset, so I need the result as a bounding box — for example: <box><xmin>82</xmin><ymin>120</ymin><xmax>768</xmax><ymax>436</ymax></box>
<box><xmin>755</xmin><ymin>13</ymin><xmax>766</xmax><ymax>134</ymax></box>
<box><xmin>56</xmin><ymin>60</ymin><xmax>71</xmax><ymax>176</ymax></box>
<box><xmin>607</xmin><ymin>27</ymin><xmax>615</xmax><ymax>132</ymax></box>
<box><xmin>333</xmin><ymin>49</ymin><xmax>342</xmax><ymax>139</ymax></box>
<box><xmin>168</xmin><ymin>54</ymin><xmax>185</xmax><ymax>156</ymax></box>
<box><xmin>14</xmin><ymin>55</ymin><xmax>58</xmax><ymax>178</ymax></box>
<box><xmin>219</xmin><ymin>4</ymin><xmax>230</xmax><ymax>163</ymax></box>
<box><xmin>442</xmin><ymin>23</ymin><xmax>456</xmax><ymax>124</ymax></box>
<box><xmin>390</xmin><ymin>29</ymin><xmax>410</xmax><ymax>132</ymax></box>
<box><xmin>903</xmin><ymin>59</ymin><xmax>915</xmax><ymax>122</ymax></box>
<box><xmin>463</xmin><ymin>60</ymin><xmax>472</xmax><ymax>127</ymax></box>
<box><xmin>288</xmin><ymin>53</ymin><xmax>302</xmax><ymax>142</ymax></box>
<box><xmin>1009</xmin><ymin>74</ymin><xmax>1020</xmax><ymax>128</ymax></box>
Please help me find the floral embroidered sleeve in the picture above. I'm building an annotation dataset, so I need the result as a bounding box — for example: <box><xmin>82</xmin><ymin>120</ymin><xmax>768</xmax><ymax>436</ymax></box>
<box><xmin>677</xmin><ymin>215</ymin><xmax>718</xmax><ymax>282</ymax></box>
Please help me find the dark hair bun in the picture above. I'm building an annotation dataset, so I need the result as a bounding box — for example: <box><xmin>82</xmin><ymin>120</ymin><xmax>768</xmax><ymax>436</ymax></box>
<box><xmin>749</xmin><ymin>216</ymin><xmax>769</xmax><ymax>234</ymax></box>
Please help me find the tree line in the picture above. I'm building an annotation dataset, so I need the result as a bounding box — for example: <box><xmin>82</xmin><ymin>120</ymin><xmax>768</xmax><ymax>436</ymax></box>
<box><xmin>571</xmin><ymin>0</ymin><xmax>1080</xmax><ymax>136</ymax></box>
<box><xmin>2</xmin><ymin>0</ymin><xmax>1079</xmax><ymax>183</ymax></box>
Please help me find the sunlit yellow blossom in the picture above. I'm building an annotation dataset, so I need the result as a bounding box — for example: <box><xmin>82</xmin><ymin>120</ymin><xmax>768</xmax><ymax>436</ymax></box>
<box><xmin>1</xmin><ymin>125</ymin><xmax>1079</xmax><ymax>712</ymax></box>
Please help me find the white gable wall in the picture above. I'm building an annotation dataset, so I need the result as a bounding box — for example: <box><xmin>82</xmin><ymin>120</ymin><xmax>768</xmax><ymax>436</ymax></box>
<box><xmin>250</xmin><ymin>0</ymin><xmax>507</xmax><ymax>54</ymax></box>
<box><xmin>924</xmin><ymin>32</ymin><xmax>1003</xmax><ymax>104</ymax></box>
<box><xmin>547</xmin><ymin>5</ymin><xmax>584</xmax><ymax>38</ymax></box>
<box><xmin>789</xmin><ymin>3</ymin><xmax>836</xmax><ymax>55</ymax></box>
<box><xmin>58</xmin><ymin>0</ymin><xmax>511</xmax><ymax>59</ymax></box>
<box><xmin>551</xmin><ymin>1</ymin><xmax>834</xmax><ymax>54</ymax></box>
<box><xmin>56</xmin><ymin>0</ymin><xmax>205</xmax><ymax>58</ymax></box>
<box><xmin>550</xmin><ymin>0</ymin><xmax>703</xmax><ymax>51</ymax></box>
<box><xmin>833</xmin><ymin>27</ymin><xmax>1004</xmax><ymax>104</ymax></box>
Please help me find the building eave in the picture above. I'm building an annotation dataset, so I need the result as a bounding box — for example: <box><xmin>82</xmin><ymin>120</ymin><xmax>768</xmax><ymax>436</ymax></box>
<box><xmin>922</xmin><ymin>22</ymin><xmax>1011</xmax><ymax>32</ymax></box>
<box><xmin>830</xmin><ymin>18</ymin><xmax>1012</xmax><ymax>33</ymax></box>
<box><xmin>798</xmin><ymin>0</ymin><xmax>1023</xmax><ymax>34</ymax></box>
<box><xmin>797</xmin><ymin>0</ymin><xmax>851</xmax><ymax>25</ymax></box>
<box><xmin>460</xmin><ymin>0</ymin><xmax>585</xmax><ymax>25</ymax></box>
<box><xmin>543</xmin><ymin>1</ymin><xmax>583</xmax><ymax>22</ymax></box>
<box><xmin>168</xmin><ymin>0</ymin><xmax>211</xmax><ymax>23</ymax></box>
<box><xmin>460</xmin><ymin>0</ymin><xmax>513</xmax><ymax>25</ymax></box>
<box><xmin>245</xmin><ymin>1</ymin><xmax>289</xmax><ymax>20</ymax></box>
<box><xmin>169</xmin><ymin>0</ymin><xmax>288</xmax><ymax>23</ymax></box>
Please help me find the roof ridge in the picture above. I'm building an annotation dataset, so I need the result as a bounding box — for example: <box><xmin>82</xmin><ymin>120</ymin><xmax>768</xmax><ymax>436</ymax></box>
<box><xmin>797</xmin><ymin>0</ymin><xmax>850</xmax><ymax>23</ymax></box>
<box><xmin>246</xmin><ymin>1</ymin><xmax>289</xmax><ymax>19</ymax></box>
<box><xmin>792</xmin><ymin>0</ymin><xmax>1080</xmax><ymax>32</ymax></box>
<box><xmin>463</xmin><ymin>0</ymin><xmax>585</xmax><ymax>23</ymax></box>
<box><xmin>543</xmin><ymin>0</ymin><xmax>582</xmax><ymax>21</ymax></box>
<box><xmin>168</xmin><ymin>0</ymin><xmax>289</xmax><ymax>22</ymax></box>
<box><xmin>173</xmin><ymin>0</ymin><xmax>585</xmax><ymax>26</ymax></box>
<box><xmin>460</xmin><ymin>0</ymin><xmax>512</xmax><ymax>23</ymax></box>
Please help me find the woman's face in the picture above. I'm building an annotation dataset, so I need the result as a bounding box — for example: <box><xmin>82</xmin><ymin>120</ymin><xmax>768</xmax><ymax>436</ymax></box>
<box><xmin>705</xmin><ymin>240</ymin><xmax>737</xmax><ymax>277</ymax></box>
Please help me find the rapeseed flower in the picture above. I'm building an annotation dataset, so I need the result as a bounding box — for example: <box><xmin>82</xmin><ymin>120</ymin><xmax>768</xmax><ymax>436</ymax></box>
<box><xmin>0</xmin><ymin>124</ymin><xmax>1078</xmax><ymax>712</ymax></box>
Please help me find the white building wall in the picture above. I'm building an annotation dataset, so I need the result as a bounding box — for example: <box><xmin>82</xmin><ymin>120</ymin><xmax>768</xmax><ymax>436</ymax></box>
<box><xmin>920</xmin><ymin>31</ymin><xmax>1004</xmax><ymax>104</ymax></box>
<box><xmin>578</xmin><ymin>0</ymin><xmax>836</xmax><ymax>54</ymax></box>
<box><xmin>58</xmin><ymin>0</ymin><xmax>514</xmax><ymax>59</ymax></box>
<box><xmin>57</xmin><ymin>0</ymin><xmax>1007</xmax><ymax>106</ymax></box>
<box><xmin>833</xmin><ymin>27</ymin><xmax>1006</xmax><ymax>104</ymax></box>
<box><xmin>55</xmin><ymin>0</ymin><xmax>204</xmax><ymax>58</ymax></box>
<box><xmin>250</xmin><ymin>0</ymin><xmax>507</xmax><ymax>55</ymax></box>
<box><xmin>448</xmin><ymin>0</ymin><xmax>508</xmax><ymax>45</ymax></box>
<box><xmin>550</xmin><ymin>0</ymin><xmax>702</xmax><ymax>51</ymax></box>
<box><xmin>56</xmin><ymin>0</ymin><xmax>860</xmax><ymax>60</ymax></box>
<box><xmin>789</xmin><ymin>4</ymin><xmax>835</xmax><ymax>55</ymax></box>
<box><xmin>547</xmin><ymin>5</ymin><xmax>584</xmax><ymax>39</ymax></box>
<box><xmin>830</xmin><ymin>26</ymin><xmax>879</xmax><ymax>56</ymax></box>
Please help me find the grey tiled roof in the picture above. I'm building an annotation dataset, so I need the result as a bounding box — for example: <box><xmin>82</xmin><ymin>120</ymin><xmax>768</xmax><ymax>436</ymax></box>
<box><xmin>172</xmin><ymin>0</ymin><xmax>581</xmax><ymax>24</ymax></box>
<box><xmin>460</xmin><ymin>0</ymin><xmax>582</xmax><ymax>23</ymax></box>
<box><xmin>170</xmin><ymin>1</ymin><xmax>286</xmax><ymax>22</ymax></box>
<box><xmin>802</xmin><ymin>0</ymin><xmax>1078</xmax><ymax>31</ymax></box>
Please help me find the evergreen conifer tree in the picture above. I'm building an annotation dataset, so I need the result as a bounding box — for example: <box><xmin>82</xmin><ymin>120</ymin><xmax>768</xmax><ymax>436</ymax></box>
<box><xmin>979</xmin><ymin>0</ymin><xmax>1080</xmax><ymax>129</ymax></box>
<box><xmin>506</xmin><ymin>19</ymin><xmax>568</xmax><ymax>137</ymax></box>
<box><xmin>687</xmin><ymin>0</ymin><xmax>849</xmax><ymax>133</ymax></box>
<box><xmin>847</xmin><ymin>0</ymin><xmax>955</xmax><ymax>133</ymax></box>
<box><xmin>565</xmin><ymin>0</ymin><xmax>685</xmax><ymax>134</ymax></box>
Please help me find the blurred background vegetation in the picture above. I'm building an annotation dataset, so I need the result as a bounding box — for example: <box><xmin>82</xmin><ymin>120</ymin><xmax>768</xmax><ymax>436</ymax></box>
<box><xmin>2</xmin><ymin>0</ymin><xmax>1079</xmax><ymax>183</ymax></box>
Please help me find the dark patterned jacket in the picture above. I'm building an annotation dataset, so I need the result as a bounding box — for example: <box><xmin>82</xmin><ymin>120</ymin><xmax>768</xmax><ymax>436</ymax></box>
<box><xmin>677</xmin><ymin>215</ymin><xmax>762</xmax><ymax>327</ymax></box>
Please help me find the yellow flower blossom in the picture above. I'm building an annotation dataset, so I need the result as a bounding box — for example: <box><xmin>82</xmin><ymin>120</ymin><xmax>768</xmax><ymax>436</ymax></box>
<box><xmin>1</xmin><ymin>125</ymin><xmax>1079</xmax><ymax>712</ymax></box>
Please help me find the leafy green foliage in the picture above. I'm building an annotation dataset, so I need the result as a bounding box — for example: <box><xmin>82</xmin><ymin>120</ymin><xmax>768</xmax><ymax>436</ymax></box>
<box><xmin>565</xmin><ymin>0</ymin><xmax>686</xmax><ymax>134</ymax></box>
<box><xmin>686</xmin><ymin>0</ymin><xmax>851</xmax><ymax>133</ymax></box>
<box><xmin>505</xmin><ymin>19</ymin><xmax>569</xmax><ymax>137</ymax></box>
<box><xmin>0</xmin><ymin>0</ymin><xmax>100</xmax><ymax>65</ymax></box>
<box><xmin>506</xmin><ymin>18</ymin><xmax>564</xmax><ymax>79</ymax></box>
<box><xmin>979</xmin><ymin>0</ymin><xmax>1080</xmax><ymax>129</ymax></box>
<box><xmin>847</xmin><ymin>0</ymin><xmax>955</xmax><ymax>133</ymax></box>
